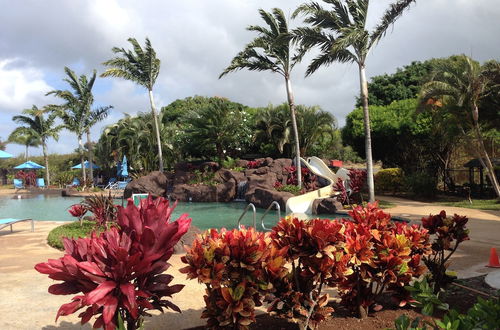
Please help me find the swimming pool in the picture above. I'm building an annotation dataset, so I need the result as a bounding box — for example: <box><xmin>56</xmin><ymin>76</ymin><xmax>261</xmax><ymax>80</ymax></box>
<box><xmin>0</xmin><ymin>195</ymin><xmax>351</xmax><ymax>230</ymax></box>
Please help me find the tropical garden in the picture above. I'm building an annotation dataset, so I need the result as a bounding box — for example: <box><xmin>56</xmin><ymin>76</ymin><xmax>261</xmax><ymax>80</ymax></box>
<box><xmin>2</xmin><ymin>0</ymin><xmax>500</xmax><ymax>328</ymax></box>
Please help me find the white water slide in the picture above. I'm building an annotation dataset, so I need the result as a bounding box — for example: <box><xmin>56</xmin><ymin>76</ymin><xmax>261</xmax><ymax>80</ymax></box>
<box><xmin>285</xmin><ymin>156</ymin><xmax>340</xmax><ymax>217</ymax></box>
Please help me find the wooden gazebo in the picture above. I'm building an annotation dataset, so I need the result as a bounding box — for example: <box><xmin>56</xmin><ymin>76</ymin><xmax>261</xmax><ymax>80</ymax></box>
<box><xmin>463</xmin><ymin>158</ymin><xmax>500</xmax><ymax>197</ymax></box>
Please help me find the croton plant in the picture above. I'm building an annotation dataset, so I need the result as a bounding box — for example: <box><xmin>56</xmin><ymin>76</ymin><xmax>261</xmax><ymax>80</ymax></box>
<box><xmin>35</xmin><ymin>195</ymin><xmax>191</xmax><ymax>330</ymax></box>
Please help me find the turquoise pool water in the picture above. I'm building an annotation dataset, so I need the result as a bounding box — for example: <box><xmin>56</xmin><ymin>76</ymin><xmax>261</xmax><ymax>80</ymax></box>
<box><xmin>0</xmin><ymin>195</ymin><xmax>349</xmax><ymax>230</ymax></box>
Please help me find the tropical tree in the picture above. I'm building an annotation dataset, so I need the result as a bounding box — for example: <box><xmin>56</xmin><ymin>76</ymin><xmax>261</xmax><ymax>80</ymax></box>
<box><xmin>296</xmin><ymin>105</ymin><xmax>337</xmax><ymax>156</ymax></box>
<box><xmin>254</xmin><ymin>104</ymin><xmax>292</xmax><ymax>157</ymax></box>
<box><xmin>294</xmin><ymin>0</ymin><xmax>416</xmax><ymax>202</ymax></box>
<box><xmin>419</xmin><ymin>55</ymin><xmax>500</xmax><ymax>199</ymax></box>
<box><xmin>8</xmin><ymin>128</ymin><xmax>40</xmax><ymax>160</ymax></box>
<box><xmin>11</xmin><ymin>106</ymin><xmax>63</xmax><ymax>185</ymax></box>
<box><xmin>220</xmin><ymin>8</ymin><xmax>304</xmax><ymax>188</ymax></box>
<box><xmin>101</xmin><ymin>37</ymin><xmax>164</xmax><ymax>172</ymax></box>
<box><xmin>48</xmin><ymin>67</ymin><xmax>111</xmax><ymax>184</ymax></box>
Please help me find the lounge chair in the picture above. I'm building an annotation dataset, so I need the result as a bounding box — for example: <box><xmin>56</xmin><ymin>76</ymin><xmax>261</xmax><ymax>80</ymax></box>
<box><xmin>66</xmin><ymin>177</ymin><xmax>80</xmax><ymax>188</ymax></box>
<box><xmin>13</xmin><ymin>179</ymin><xmax>24</xmax><ymax>189</ymax></box>
<box><xmin>0</xmin><ymin>218</ymin><xmax>34</xmax><ymax>233</ymax></box>
<box><xmin>116</xmin><ymin>181</ymin><xmax>129</xmax><ymax>189</ymax></box>
<box><xmin>104</xmin><ymin>178</ymin><xmax>117</xmax><ymax>189</ymax></box>
<box><xmin>36</xmin><ymin>178</ymin><xmax>46</xmax><ymax>188</ymax></box>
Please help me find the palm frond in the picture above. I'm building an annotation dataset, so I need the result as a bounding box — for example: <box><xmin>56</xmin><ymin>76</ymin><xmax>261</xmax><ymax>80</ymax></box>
<box><xmin>369</xmin><ymin>0</ymin><xmax>415</xmax><ymax>49</ymax></box>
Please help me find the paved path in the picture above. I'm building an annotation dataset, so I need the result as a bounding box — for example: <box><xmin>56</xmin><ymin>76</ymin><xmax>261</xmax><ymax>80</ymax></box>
<box><xmin>0</xmin><ymin>197</ymin><xmax>499</xmax><ymax>329</ymax></box>
<box><xmin>380</xmin><ymin>195</ymin><xmax>500</xmax><ymax>278</ymax></box>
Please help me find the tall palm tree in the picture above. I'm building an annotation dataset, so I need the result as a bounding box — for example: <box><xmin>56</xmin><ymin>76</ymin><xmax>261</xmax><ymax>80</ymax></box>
<box><xmin>220</xmin><ymin>8</ymin><xmax>304</xmax><ymax>188</ymax></box>
<box><xmin>8</xmin><ymin>128</ymin><xmax>40</xmax><ymax>160</ymax></box>
<box><xmin>419</xmin><ymin>55</ymin><xmax>500</xmax><ymax>199</ymax></box>
<box><xmin>294</xmin><ymin>0</ymin><xmax>416</xmax><ymax>202</ymax></box>
<box><xmin>11</xmin><ymin>106</ymin><xmax>63</xmax><ymax>185</ymax></box>
<box><xmin>101</xmin><ymin>37</ymin><xmax>164</xmax><ymax>172</ymax></box>
<box><xmin>48</xmin><ymin>67</ymin><xmax>111</xmax><ymax>184</ymax></box>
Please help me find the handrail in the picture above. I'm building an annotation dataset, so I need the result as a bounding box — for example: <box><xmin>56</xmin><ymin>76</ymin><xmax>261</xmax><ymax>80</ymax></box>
<box><xmin>260</xmin><ymin>201</ymin><xmax>281</xmax><ymax>230</ymax></box>
<box><xmin>237</xmin><ymin>203</ymin><xmax>256</xmax><ymax>229</ymax></box>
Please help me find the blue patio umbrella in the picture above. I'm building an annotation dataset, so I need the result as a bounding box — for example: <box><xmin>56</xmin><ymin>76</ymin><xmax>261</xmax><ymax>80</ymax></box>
<box><xmin>0</xmin><ymin>150</ymin><xmax>13</xmax><ymax>159</ymax></box>
<box><xmin>120</xmin><ymin>155</ymin><xmax>128</xmax><ymax>177</ymax></box>
<box><xmin>14</xmin><ymin>160</ymin><xmax>45</xmax><ymax>169</ymax></box>
<box><xmin>116</xmin><ymin>161</ymin><xmax>122</xmax><ymax>177</ymax></box>
<box><xmin>71</xmin><ymin>160</ymin><xmax>100</xmax><ymax>169</ymax></box>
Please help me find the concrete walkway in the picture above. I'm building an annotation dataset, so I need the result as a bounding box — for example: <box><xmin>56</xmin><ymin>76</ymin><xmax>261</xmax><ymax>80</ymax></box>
<box><xmin>0</xmin><ymin>197</ymin><xmax>499</xmax><ymax>329</ymax></box>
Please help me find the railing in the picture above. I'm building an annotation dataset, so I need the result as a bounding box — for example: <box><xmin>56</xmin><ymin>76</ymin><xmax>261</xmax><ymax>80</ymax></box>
<box><xmin>260</xmin><ymin>201</ymin><xmax>281</xmax><ymax>231</ymax></box>
<box><xmin>237</xmin><ymin>203</ymin><xmax>256</xmax><ymax>229</ymax></box>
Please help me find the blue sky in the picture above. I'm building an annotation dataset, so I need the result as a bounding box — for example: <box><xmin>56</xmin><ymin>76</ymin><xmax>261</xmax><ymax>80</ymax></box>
<box><xmin>1</xmin><ymin>0</ymin><xmax>499</xmax><ymax>157</ymax></box>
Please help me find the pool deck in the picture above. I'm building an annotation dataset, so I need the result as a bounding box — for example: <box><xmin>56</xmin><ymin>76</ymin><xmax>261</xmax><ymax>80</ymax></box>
<box><xmin>0</xmin><ymin>196</ymin><xmax>499</xmax><ymax>329</ymax></box>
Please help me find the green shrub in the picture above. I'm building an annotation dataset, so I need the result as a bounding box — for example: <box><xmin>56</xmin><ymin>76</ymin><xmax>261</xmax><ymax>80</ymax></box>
<box><xmin>404</xmin><ymin>172</ymin><xmax>437</xmax><ymax>198</ymax></box>
<box><xmin>375</xmin><ymin>168</ymin><xmax>404</xmax><ymax>193</ymax></box>
<box><xmin>53</xmin><ymin>170</ymin><xmax>79</xmax><ymax>188</ymax></box>
<box><xmin>276</xmin><ymin>184</ymin><xmax>301</xmax><ymax>195</ymax></box>
<box><xmin>47</xmin><ymin>220</ymin><xmax>97</xmax><ymax>250</ymax></box>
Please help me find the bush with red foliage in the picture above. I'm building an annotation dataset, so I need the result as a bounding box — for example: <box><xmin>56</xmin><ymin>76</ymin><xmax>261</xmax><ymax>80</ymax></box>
<box><xmin>346</xmin><ymin>169</ymin><xmax>367</xmax><ymax>204</ymax></box>
<box><xmin>421</xmin><ymin>210</ymin><xmax>469</xmax><ymax>293</ymax></box>
<box><xmin>334</xmin><ymin>177</ymin><xmax>348</xmax><ymax>204</ymax></box>
<box><xmin>15</xmin><ymin>170</ymin><xmax>37</xmax><ymax>186</ymax></box>
<box><xmin>68</xmin><ymin>204</ymin><xmax>87</xmax><ymax>225</ymax></box>
<box><xmin>246</xmin><ymin>160</ymin><xmax>261</xmax><ymax>169</ymax></box>
<box><xmin>35</xmin><ymin>196</ymin><xmax>191</xmax><ymax>330</ymax></box>
<box><xmin>180</xmin><ymin>227</ymin><xmax>288</xmax><ymax>329</ymax></box>
<box><xmin>283</xmin><ymin>165</ymin><xmax>318</xmax><ymax>193</ymax></box>
<box><xmin>336</xmin><ymin>203</ymin><xmax>430</xmax><ymax>317</ymax></box>
<box><xmin>269</xmin><ymin>217</ymin><xmax>350</xmax><ymax>329</ymax></box>
<box><xmin>81</xmin><ymin>194</ymin><xmax>118</xmax><ymax>228</ymax></box>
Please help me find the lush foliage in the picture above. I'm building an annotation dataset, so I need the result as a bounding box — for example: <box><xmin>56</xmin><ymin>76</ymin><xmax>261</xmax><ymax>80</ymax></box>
<box><xmin>180</xmin><ymin>227</ymin><xmax>289</xmax><ymax>329</ymax></box>
<box><xmin>375</xmin><ymin>168</ymin><xmax>405</xmax><ymax>194</ymax></box>
<box><xmin>81</xmin><ymin>194</ymin><xmax>118</xmax><ymax>227</ymax></box>
<box><xmin>36</xmin><ymin>196</ymin><xmax>191</xmax><ymax>330</ymax></box>
<box><xmin>182</xmin><ymin>203</ymin><xmax>432</xmax><ymax>328</ymax></box>
<box><xmin>405</xmin><ymin>277</ymin><xmax>449</xmax><ymax>316</ymax></box>
<box><xmin>421</xmin><ymin>211</ymin><xmax>469</xmax><ymax>293</ymax></box>
<box><xmin>68</xmin><ymin>204</ymin><xmax>87</xmax><ymax>225</ymax></box>
<box><xmin>274</xmin><ymin>183</ymin><xmax>302</xmax><ymax>195</ymax></box>
<box><xmin>283</xmin><ymin>165</ymin><xmax>318</xmax><ymax>192</ymax></box>
<box><xmin>404</xmin><ymin>172</ymin><xmax>438</xmax><ymax>198</ymax></box>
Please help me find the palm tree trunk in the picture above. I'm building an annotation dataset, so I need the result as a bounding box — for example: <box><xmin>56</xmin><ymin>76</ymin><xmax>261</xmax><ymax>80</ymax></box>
<box><xmin>86</xmin><ymin>130</ymin><xmax>94</xmax><ymax>187</ymax></box>
<box><xmin>42</xmin><ymin>140</ymin><xmax>50</xmax><ymax>186</ymax></box>
<box><xmin>358</xmin><ymin>63</ymin><xmax>375</xmax><ymax>202</ymax></box>
<box><xmin>25</xmin><ymin>145</ymin><xmax>29</xmax><ymax>161</ymax></box>
<box><xmin>472</xmin><ymin>105</ymin><xmax>500</xmax><ymax>199</ymax></box>
<box><xmin>285</xmin><ymin>76</ymin><xmax>302</xmax><ymax>188</ymax></box>
<box><xmin>148</xmin><ymin>89</ymin><xmax>164</xmax><ymax>172</ymax></box>
<box><xmin>78</xmin><ymin>135</ymin><xmax>86</xmax><ymax>182</ymax></box>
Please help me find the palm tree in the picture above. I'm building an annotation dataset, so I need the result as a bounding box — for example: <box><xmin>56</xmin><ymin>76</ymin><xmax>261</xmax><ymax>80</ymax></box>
<box><xmin>419</xmin><ymin>55</ymin><xmax>500</xmax><ymax>199</ymax></box>
<box><xmin>11</xmin><ymin>106</ymin><xmax>63</xmax><ymax>185</ymax></box>
<box><xmin>294</xmin><ymin>0</ymin><xmax>416</xmax><ymax>202</ymax></box>
<box><xmin>101</xmin><ymin>37</ymin><xmax>164</xmax><ymax>172</ymax></box>
<box><xmin>8</xmin><ymin>128</ymin><xmax>40</xmax><ymax>160</ymax></box>
<box><xmin>296</xmin><ymin>105</ymin><xmax>336</xmax><ymax>156</ymax></box>
<box><xmin>220</xmin><ymin>8</ymin><xmax>304</xmax><ymax>188</ymax></box>
<box><xmin>48</xmin><ymin>67</ymin><xmax>111</xmax><ymax>184</ymax></box>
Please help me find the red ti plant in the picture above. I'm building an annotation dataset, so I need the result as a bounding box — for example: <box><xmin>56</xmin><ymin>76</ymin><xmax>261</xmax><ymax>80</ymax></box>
<box><xmin>421</xmin><ymin>211</ymin><xmax>469</xmax><ymax>293</ymax></box>
<box><xmin>68</xmin><ymin>204</ymin><xmax>87</xmax><ymax>226</ymax></box>
<box><xmin>336</xmin><ymin>203</ymin><xmax>430</xmax><ymax>318</ymax></box>
<box><xmin>333</xmin><ymin>177</ymin><xmax>348</xmax><ymax>204</ymax></box>
<box><xmin>81</xmin><ymin>193</ymin><xmax>117</xmax><ymax>228</ymax></box>
<box><xmin>35</xmin><ymin>196</ymin><xmax>191</xmax><ymax>330</ymax></box>
<box><xmin>180</xmin><ymin>227</ymin><xmax>288</xmax><ymax>329</ymax></box>
<box><xmin>284</xmin><ymin>165</ymin><xmax>318</xmax><ymax>192</ymax></box>
<box><xmin>346</xmin><ymin>169</ymin><xmax>367</xmax><ymax>204</ymax></box>
<box><xmin>268</xmin><ymin>217</ymin><xmax>350</xmax><ymax>329</ymax></box>
<box><xmin>246</xmin><ymin>160</ymin><xmax>261</xmax><ymax>169</ymax></box>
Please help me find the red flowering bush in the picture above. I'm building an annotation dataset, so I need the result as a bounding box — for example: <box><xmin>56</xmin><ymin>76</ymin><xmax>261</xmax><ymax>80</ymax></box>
<box><xmin>346</xmin><ymin>169</ymin><xmax>367</xmax><ymax>204</ymax></box>
<box><xmin>35</xmin><ymin>196</ymin><xmax>191</xmax><ymax>330</ymax></box>
<box><xmin>421</xmin><ymin>211</ymin><xmax>469</xmax><ymax>293</ymax></box>
<box><xmin>68</xmin><ymin>204</ymin><xmax>87</xmax><ymax>225</ymax></box>
<box><xmin>268</xmin><ymin>217</ymin><xmax>350</xmax><ymax>328</ymax></box>
<box><xmin>15</xmin><ymin>170</ymin><xmax>37</xmax><ymax>186</ymax></box>
<box><xmin>180</xmin><ymin>227</ymin><xmax>288</xmax><ymax>329</ymax></box>
<box><xmin>334</xmin><ymin>177</ymin><xmax>348</xmax><ymax>204</ymax></box>
<box><xmin>336</xmin><ymin>203</ymin><xmax>430</xmax><ymax>318</ymax></box>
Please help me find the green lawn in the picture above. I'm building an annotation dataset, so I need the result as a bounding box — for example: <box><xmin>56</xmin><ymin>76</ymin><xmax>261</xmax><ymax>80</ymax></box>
<box><xmin>377</xmin><ymin>199</ymin><xmax>396</xmax><ymax>209</ymax></box>
<box><xmin>440</xmin><ymin>199</ymin><xmax>500</xmax><ymax>211</ymax></box>
<box><xmin>47</xmin><ymin>220</ymin><xmax>100</xmax><ymax>250</ymax></box>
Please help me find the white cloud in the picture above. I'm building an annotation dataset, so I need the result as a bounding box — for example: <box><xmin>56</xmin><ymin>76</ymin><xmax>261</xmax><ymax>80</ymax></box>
<box><xmin>0</xmin><ymin>59</ymin><xmax>53</xmax><ymax>114</ymax></box>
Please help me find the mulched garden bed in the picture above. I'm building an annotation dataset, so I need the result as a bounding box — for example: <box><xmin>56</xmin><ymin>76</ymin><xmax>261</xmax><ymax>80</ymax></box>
<box><xmin>188</xmin><ymin>275</ymin><xmax>499</xmax><ymax>330</ymax></box>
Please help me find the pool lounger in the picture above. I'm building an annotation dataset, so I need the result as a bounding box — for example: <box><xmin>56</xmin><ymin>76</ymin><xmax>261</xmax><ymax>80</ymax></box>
<box><xmin>0</xmin><ymin>218</ymin><xmax>34</xmax><ymax>233</ymax></box>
